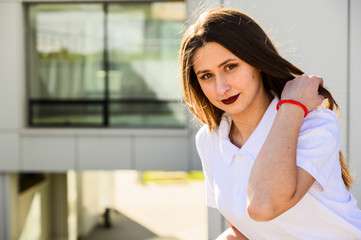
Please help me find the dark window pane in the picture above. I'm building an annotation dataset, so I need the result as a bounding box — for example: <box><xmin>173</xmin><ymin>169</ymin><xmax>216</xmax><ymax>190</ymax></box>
<box><xmin>109</xmin><ymin>102</ymin><xmax>185</xmax><ymax>127</ymax></box>
<box><xmin>31</xmin><ymin>103</ymin><xmax>103</xmax><ymax>126</ymax></box>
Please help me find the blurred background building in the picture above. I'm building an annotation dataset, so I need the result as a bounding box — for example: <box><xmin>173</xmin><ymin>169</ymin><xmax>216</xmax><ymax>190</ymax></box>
<box><xmin>0</xmin><ymin>0</ymin><xmax>360</xmax><ymax>239</ymax></box>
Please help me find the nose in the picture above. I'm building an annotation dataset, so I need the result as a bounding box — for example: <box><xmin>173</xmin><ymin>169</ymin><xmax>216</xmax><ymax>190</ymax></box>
<box><xmin>216</xmin><ymin>75</ymin><xmax>230</xmax><ymax>96</ymax></box>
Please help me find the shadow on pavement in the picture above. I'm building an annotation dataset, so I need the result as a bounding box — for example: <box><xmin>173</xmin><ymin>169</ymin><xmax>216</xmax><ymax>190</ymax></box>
<box><xmin>83</xmin><ymin>209</ymin><xmax>180</xmax><ymax>240</ymax></box>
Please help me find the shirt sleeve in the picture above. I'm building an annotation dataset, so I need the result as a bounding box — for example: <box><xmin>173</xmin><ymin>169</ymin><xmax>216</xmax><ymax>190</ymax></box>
<box><xmin>196</xmin><ymin>125</ymin><xmax>217</xmax><ymax>208</ymax></box>
<box><xmin>296</xmin><ymin>109</ymin><xmax>341</xmax><ymax>192</ymax></box>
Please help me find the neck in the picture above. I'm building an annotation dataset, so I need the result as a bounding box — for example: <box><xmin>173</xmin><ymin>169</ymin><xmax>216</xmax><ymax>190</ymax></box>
<box><xmin>229</xmin><ymin>93</ymin><xmax>272</xmax><ymax>148</ymax></box>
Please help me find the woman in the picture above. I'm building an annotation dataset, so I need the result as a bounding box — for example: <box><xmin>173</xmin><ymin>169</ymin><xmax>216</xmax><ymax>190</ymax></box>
<box><xmin>180</xmin><ymin>8</ymin><xmax>361</xmax><ymax>239</ymax></box>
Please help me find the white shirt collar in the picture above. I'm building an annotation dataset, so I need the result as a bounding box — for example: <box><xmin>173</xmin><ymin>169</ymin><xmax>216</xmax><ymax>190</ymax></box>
<box><xmin>218</xmin><ymin>97</ymin><xmax>279</xmax><ymax>165</ymax></box>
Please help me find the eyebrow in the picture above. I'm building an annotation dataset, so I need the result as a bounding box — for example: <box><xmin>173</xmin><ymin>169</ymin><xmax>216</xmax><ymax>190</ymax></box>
<box><xmin>195</xmin><ymin>58</ymin><xmax>237</xmax><ymax>75</ymax></box>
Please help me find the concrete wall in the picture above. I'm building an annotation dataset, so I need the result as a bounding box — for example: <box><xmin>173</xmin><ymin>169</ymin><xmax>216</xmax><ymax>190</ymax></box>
<box><xmin>0</xmin><ymin>174</ymin><xmax>12</xmax><ymax>240</ymax></box>
<box><xmin>8</xmin><ymin>174</ymin><xmax>59</xmax><ymax>240</ymax></box>
<box><xmin>4</xmin><ymin>172</ymin><xmax>114</xmax><ymax>240</ymax></box>
<box><xmin>349</xmin><ymin>0</ymin><xmax>361</xmax><ymax>203</ymax></box>
<box><xmin>75</xmin><ymin>171</ymin><xmax>115</xmax><ymax>238</ymax></box>
<box><xmin>17</xmin><ymin>176</ymin><xmax>51</xmax><ymax>240</ymax></box>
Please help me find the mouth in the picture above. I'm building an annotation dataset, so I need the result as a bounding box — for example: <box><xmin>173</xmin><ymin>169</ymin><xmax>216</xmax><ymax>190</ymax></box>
<box><xmin>221</xmin><ymin>93</ymin><xmax>240</xmax><ymax>105</ymax></box>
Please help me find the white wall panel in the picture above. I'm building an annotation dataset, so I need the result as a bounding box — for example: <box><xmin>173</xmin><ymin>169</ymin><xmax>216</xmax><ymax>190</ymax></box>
<box><xmin>22</xmin><ymin>136</ymin><xmax>75</xmax><ymax>171</ymax></box>
<box><xmin>0</xmin><ymin>3</ymin><xmax>21</xmax><ymax>129</ymax></box>
<box><xmin>186</xmin><ymin>0</ymin><xmax>221</xmax><ymax>23</ymax></box>
<box><xmin>78</xmin><ymin>137</ymin><xmax>132</xmax><ymax>170</ymax></box>
<box><xmin>0</xmin><ymin>133</ymin><xmax>20</xmax><ymax>170</ymax></box>
<box><xmin>349</xmin><ymin>0</ymin><xmax>361</xmax><ymax>206</ymax></box>
<box><xmin>134</xmin><ymin>136</ymin><xmax>188</xmax><ymax>171</ymax></box>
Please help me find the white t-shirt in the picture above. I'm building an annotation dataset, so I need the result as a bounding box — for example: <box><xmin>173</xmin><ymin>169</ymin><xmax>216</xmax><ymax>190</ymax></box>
<box><xmin>196</xmin><ymin>98</ymin><xmax>361</xmax><ymax>239</ymax></box>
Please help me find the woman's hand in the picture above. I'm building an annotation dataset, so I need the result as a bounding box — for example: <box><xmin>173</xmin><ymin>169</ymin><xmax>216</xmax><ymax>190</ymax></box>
<box><xmin>281</xmin><ymin>74</ymin><xmax>324</xmax><ymax>111</ymax></box>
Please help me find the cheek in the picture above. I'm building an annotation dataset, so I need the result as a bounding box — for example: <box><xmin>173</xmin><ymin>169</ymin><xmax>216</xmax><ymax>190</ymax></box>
<box><xmin>199</xmin><ymin>83</ymin><xmax>214</xmax><ymax>98</ymax></box>
<box><xmin>199</xmin><ymin>84</ymin><xmax>220</xmax><ymax>106</ymax></box>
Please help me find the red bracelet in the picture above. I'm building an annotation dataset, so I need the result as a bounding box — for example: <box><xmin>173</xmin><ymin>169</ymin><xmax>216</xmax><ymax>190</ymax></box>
<box><xmin>276</xmin><ymin>99</ymin><xmax>308</xmax><ymax>117</ymax></box>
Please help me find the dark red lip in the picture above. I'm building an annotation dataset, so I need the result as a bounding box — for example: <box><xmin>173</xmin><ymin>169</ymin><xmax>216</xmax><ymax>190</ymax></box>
<box><xmin>221</xmin><ymin>93</ymin><xmax>240</xmax><ymax>105</ymax></box>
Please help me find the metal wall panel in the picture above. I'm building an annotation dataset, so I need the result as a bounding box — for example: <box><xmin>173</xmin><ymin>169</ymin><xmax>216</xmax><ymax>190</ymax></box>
<box><xmin>134</xmin><ymin>136</ymin><xmax>188</xmax><ymax>171</ymax></box>
<box><xmin>78</xmin><ymin>137</ymin><xmax>132</xmax><ymax>170</ymax></box>
<box><xmin>22</xmin><ymin>136</ymin><xmax>76</xmax><ymax>171</ymax></box>
<box><xmin>0</xmin><ymin>133</ymin><xmax>20</xmax><ymax>170</ymax></box>
<box><xmin>349</xmin><ymin>0</ymin><xmax>361</xmax><ymax>206</ymax></box>
<box><xmin>0</xmin><ymin>3</ymin><xmax>21</xmax><ymax>130</ymax></box>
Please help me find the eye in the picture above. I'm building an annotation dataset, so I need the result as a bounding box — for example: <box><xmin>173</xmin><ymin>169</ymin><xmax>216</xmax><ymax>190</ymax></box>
<box><xmin>200</xmin><ymin>73</ymin><xmax>213</xmax><ymax>80</ymax></box>
<box><xmin>225</xmin><ymin>63</ymin><xmax>238</xmax><ymax>71</ymax></box>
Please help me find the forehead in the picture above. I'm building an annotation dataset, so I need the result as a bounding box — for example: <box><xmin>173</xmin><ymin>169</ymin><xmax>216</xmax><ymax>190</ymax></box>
<box><xmin>192</xmin><ymin>42</ymin><xmax>238</xmax><ymax>71</ymax></box>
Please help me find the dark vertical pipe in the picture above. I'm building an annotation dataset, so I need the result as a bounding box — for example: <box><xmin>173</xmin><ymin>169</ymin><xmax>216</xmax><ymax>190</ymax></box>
<box><xmin>103</xmin><ymin>3</ymin><xmax>109</xmax><ymax>126</ymax></box>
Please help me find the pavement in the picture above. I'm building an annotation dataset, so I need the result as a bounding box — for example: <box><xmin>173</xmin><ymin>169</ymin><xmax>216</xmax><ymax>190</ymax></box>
<box><xmin>83</xmin><ymin>210</ymin><xmax>178</xmax><ymax>240</ymax></box>
<box><xmin>84</xmin><ymin>170</ymin><xmax>207</xmax><ymax>240</ymax></box>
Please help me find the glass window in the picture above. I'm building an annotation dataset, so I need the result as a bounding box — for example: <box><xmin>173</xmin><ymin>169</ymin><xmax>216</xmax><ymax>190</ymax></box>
<box><xmin>28</xmin><ymin>4</ymin><xmax>105</xmax><ymax>100</ymax></box>
<box><xmin>31</xmin><ymin>102</ymin><xmax>103</xmax><ymax>126</ymax></box>
<box><xmin>27</xmin><ymin>2</ymin><xmax>186</xmax><ymax>128</ymax></box>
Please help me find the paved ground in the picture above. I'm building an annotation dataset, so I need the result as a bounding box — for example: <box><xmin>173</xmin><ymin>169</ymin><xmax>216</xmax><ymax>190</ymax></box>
<box><xmin>84</xmin><ymin>171</ymin><xmax>207</xmax><ymax>240</ymax></box>
<box><xmin>84</xmin><ymin>210</ymin><xmax>178</xmax><ymax>240</ymax></box>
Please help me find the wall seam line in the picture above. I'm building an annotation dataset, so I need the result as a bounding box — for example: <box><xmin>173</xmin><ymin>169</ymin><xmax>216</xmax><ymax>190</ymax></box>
<box><xmin>346</xmin><ymin>0</ymin><xmax>351</xmax><ymax>161</ymax></box>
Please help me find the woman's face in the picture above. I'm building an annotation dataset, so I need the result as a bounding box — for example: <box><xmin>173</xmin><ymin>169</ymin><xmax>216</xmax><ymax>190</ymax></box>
<box><xmin>192</xmin><ymin>42</ymin><xmax>267</xmax><ymax>117</ymax></box>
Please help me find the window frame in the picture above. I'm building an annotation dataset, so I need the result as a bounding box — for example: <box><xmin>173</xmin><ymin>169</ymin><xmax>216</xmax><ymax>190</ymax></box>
<box><xmin>25</xmin><ymin>0</ymin><xmax>186</xmax><ymax>129</ymax></box>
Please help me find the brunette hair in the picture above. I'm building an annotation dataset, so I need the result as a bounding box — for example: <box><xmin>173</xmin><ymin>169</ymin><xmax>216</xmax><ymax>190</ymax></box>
<box><xmin>180</xmin><ymin>8</ymin><xmax>353</xmax><ymax>188</ymax></box>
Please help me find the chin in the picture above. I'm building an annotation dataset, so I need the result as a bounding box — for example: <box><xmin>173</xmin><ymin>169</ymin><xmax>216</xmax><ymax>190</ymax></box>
<box><xmin>214</xmin><ymin>101</ymin><xmax>247</xmax><ymax>116</ymax></box>
<box><xmin>223</xmin><ymin>107</ymin><xmax>247</xmax><ymax>116</ymax></box>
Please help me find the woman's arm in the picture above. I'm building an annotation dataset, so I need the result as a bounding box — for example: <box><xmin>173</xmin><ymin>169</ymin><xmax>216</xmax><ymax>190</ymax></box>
<box><xmin>216</xmin><ymin>221</ymin><xmax>249</xmax><ymax>240</ymax></box>
<box><xmin>247</xmin><ymin>74</ymin><xmax>324</xmax><ymax>221</ymax></box>
<box><xmin>216</xmin><ymin>227</ymin><xmax>249</xmax><ymax>240</ymax></box>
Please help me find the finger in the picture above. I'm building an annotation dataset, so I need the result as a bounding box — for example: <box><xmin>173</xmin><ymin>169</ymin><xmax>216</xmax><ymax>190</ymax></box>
<box><xmin>301</xmin><ymin>73</ymin><xmax>309</xmax><ymax>78</ymax></box>
<box><xmin>319</xmin><ymin>78</ymin><xmax>324</xmax><ymax>87</ymax></box>
<box><xmin>314</xmin><ymin>76</ymin><xmax>324</xmax><ymax>87</ymax></box>
<box><xmin>310</xmin><ymin>75</ymin><xmax>324</xmax><ymax>87</ymax></box>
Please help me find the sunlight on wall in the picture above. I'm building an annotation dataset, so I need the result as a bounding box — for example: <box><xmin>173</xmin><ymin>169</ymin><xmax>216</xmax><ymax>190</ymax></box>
<box><xmin>19</xmin><ymin>193</ymin><xmax>41</xmax><ymax>240</ymax></box>
<box><xmin>67</xmin><ymin>171</ymin><xmax>78</xmax><ymax>240</ymax></box>
<box><xmin>77</xmin><ymin>171</ymin><xmax>115</xmax><ymax>236</ymax></box>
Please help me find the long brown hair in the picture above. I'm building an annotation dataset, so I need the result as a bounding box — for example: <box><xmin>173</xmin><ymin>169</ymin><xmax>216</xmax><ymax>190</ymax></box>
<box><xmin>180</xmin><ymin>8</ymin><xmax>353</xmax><ymax>188</ymax></box>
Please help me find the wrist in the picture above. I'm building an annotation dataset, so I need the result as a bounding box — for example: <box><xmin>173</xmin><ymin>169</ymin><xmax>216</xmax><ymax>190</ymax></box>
<box><xmin>277</xmin><ymin>103</ymin><xmax>305</xmax><ymax>119</ymax></box>
<box><xmin>276</xmin><ymin>99</ymin><xmax>308</xmax><ymax>117</ymax></box>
